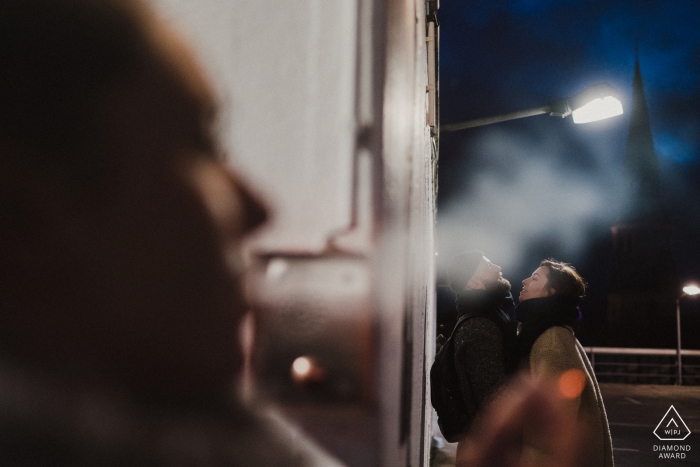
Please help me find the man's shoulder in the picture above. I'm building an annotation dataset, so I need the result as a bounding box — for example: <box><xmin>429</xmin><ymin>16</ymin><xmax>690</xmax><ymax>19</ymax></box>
<box><xmin>453</xmin><ymin>316</ymin><xmax>503</xmax><ymax>342</ymax></box>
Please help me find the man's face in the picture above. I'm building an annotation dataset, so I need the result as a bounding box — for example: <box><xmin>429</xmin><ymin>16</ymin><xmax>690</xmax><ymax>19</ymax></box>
<box><xmin>519</xmin><ymin>266</ymin><xmax>553</xmax><ymax>302</ymax></box>
<box><xmin>470</xmin><ymin>256</ymin><xmax>503</xmax><ymax>289</ymax></box>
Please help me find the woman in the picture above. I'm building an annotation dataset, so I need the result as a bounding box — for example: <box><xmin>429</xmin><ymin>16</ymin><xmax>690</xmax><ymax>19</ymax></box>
<box><xmin>516</xmin><ymin>259</ymin><xmax>614</xmax><ymax>467</ymax></box>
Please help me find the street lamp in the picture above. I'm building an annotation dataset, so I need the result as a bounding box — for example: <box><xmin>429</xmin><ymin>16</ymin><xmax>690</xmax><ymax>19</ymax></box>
<box><xmin>441</xmin><ymin>82</ymin><xmax>623</xmax><ymax>132</ymax></box>
<box><xmin>676</xmin><ymin>284</ymin><xmax>700</xmax><ymax>385</ymax></box>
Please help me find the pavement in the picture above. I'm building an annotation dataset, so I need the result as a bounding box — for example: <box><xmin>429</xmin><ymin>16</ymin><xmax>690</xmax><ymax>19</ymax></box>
<box><xmin>601</xmin><ymin>383</ymin><xmax>700</xmax><ymax>466</ymax></box>
<box><xmin>431</xmin><ymin>383</ymin><xmax>700</xmax><ymax>466</ymax></box>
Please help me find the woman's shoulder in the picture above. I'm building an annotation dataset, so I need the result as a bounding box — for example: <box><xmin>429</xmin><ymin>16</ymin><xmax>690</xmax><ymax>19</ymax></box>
<box><xmin>537</xmin><ymin>325</ymin><xmax>574</xmax><ymax>340</ymax></box>
<box><xmin>529</xmin><ymin>326</ymin><xmax>583</xmax><ymax>377</ymax></box>
<box><xmin>530</xmin><ymin>326</ymin><xmax>577</xmax><ymax>358</ymax></box>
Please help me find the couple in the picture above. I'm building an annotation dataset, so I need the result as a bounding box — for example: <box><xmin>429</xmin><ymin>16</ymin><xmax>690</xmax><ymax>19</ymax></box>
<box><xmin>445</xmin><ymin>250</ymin><xmax>614</xmax><ymax>467</ymax></box>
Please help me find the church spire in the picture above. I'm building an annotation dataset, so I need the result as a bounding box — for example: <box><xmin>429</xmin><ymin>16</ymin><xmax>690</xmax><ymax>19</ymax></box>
<box><xmin>624</xmin><ymin>52</ymin><xmax>663</xmax><ymax>221</ymax></box>
<box><xmin>606</xmin><ymin>50</ymin><xmax>678</xmax><ymax>348</ymax></box>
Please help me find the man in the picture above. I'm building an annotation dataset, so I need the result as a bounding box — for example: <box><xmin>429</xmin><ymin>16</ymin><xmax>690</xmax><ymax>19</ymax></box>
<box><xmin>445</xmin><ymin>250</ymin><xmax>517</xmax><ymax>447</ymax></box>
<box><xmin>0</xmin><ymin>0</ymin><xmax>340</xmax><ymax>465</ymax></box>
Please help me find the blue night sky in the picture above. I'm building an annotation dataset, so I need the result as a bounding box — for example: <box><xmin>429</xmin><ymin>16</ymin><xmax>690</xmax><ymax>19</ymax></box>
<box><xmin>437</xmin><ymin>0</ymin><xmax>700</xmax><ymax>342</ymax></box>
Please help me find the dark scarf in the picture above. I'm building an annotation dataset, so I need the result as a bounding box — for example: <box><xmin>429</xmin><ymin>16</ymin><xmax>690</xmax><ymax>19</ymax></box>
<box><xmin>515</xmin><ymin>295</ymin><xmax>581</xmax><ymax>364</ymax></box>
<box><xmin>455</xmin><ymin>289</ymin><xmax>514</xmax><ymax>327</ymax></box>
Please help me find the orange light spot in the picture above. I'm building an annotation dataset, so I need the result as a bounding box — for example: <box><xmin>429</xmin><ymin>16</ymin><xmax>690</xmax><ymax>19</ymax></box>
<box><xmin>558</xmin><ymin>369</ymin><xmax>586</xmax><ymax>399</ymax></box>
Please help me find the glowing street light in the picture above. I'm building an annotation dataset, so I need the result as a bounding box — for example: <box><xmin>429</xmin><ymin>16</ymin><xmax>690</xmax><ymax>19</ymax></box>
<box><xmin>568</xmin><ymin>83</ymin><xmax>624</xmax><ymax>123</ymax></box>
<box><xmin>676</xmin><ymin>283</ymin><xmax>700</xmax><ymax>385</ymax></box>
<box><xmin>441</xmin><ymin>82</ymin><xmax>623</xmax><ymax>132</ymax></box>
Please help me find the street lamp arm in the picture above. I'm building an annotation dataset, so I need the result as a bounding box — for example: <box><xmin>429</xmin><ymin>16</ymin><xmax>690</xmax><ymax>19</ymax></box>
<box><xmin>440</xmin><ymin>82</ymin><xmax>623</xmax><ymax>133</ymax></box>
<box><xmin>441</xmin><ymin>104</ymin><xmax>552</xmax><ymax>132</ymax></box>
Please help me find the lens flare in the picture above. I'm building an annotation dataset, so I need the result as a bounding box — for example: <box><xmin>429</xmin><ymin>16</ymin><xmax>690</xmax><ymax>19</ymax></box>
<box><xmin>558</xmin><ymin>369</ymin><xmax>587</xmax><ymax>399</ymax></box>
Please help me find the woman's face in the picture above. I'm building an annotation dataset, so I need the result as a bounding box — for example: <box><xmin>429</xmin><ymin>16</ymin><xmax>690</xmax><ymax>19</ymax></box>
<box><xmin>519</xmin><ymin>266</ymin><xmax>554</xmax><ymax>301</ymax></box>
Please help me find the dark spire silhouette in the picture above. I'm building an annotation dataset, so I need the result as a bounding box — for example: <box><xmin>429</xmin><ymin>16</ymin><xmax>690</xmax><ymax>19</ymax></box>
<box><xmin>605</xmin><ymin>51</ymin><xmax>678</xmax><ymax>349</ymax></box>
<box><xmin>623</xmin><ymin>53</ymin><xmax>664</xmax><ymax>221</ymax></box>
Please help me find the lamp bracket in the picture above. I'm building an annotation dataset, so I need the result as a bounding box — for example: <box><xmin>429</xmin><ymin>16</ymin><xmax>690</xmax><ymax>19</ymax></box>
<box><xmin>548</xmin><ymin>99</ymin><xmax>572</xmax><ymax>118</ymax></box>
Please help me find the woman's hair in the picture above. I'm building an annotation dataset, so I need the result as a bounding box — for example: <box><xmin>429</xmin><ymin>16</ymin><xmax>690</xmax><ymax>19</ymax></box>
<box><xmin>540</xmin><ymin>259</ymin><xmax>586</xmax><ymax>302</ymax></box>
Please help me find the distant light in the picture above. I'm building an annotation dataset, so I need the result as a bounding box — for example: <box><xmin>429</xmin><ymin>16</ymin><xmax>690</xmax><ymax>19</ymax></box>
<box><xmin>572</xmin><ymin>96</ymin><xmax>624</xmax><ymax>124</ymax></box>
<box><xmin>292</xmin><ymin>356</ymin><xmax>312</xmax><ymax>378</ymax></box>
<box><xmin>682</xmin><ymin>285</ymin><xmax>700</xmax><ymax>296</ymax></box>
<box><xmin>291</xmin><ymin>356</ymin><xmax>327</xmax><ymax>385</ymax></box>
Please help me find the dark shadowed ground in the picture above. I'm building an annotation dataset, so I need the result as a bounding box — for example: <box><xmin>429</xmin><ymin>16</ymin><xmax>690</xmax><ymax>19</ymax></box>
<box><xmin>601</xmin><ymin>383</ymin><xmax>700</xmax><ymax>466</ymax></box>
<box><xmin>431</xmin><ymin>383</ymin><xmax>700</xmax><ymax>467</ymax></box>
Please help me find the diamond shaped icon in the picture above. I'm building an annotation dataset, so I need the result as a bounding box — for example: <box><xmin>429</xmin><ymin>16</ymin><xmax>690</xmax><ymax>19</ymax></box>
<box><xmin>654</xmin><ymin>405</ymin><xmax>691</xmax><ymax>440</ymax></box>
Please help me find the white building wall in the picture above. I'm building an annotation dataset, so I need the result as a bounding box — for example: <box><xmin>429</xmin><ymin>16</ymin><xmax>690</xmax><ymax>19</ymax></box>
<box><xmin>149</xmin><ymin>1</ymin><xmax>436</xmax><ymax>466</ymax></box>
<box><xmin>378</xmin><ymin>1</ymin><xmax>436</xmax><ymax>465</ymax></box>
<box><xmin>152</xmin><ymin>0</ymin><xmax>358</xmax><ymax>253</ymax></box>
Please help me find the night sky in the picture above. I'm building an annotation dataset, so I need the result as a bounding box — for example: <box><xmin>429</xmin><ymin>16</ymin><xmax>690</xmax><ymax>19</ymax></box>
<box><xmin>436</xmin><ymin>0</ymin><xmax>700</xmax><ymax>344</ymax></box>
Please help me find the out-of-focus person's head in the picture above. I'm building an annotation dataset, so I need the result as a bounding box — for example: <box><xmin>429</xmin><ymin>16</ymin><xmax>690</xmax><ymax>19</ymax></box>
<box><xmin>0</xmin><ymin>0</ymin><xmax>266</xmax><ymax>400</ymax></box>
<box><xmin>447</xmin><ymin>250</ymin><xmax>510</xmax><ymax>294</ymax></box>
<box><xmin>455</xmin><ymin>373</ymin><xmax>583</xmax><ymax>467</ymax></box>
<box><xmin>519</xmin><ymin>259</ymin><xmax>585</xmax><ymax>303</ymax></box>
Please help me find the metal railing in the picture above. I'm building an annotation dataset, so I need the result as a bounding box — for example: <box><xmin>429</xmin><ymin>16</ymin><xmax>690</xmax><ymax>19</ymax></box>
<box><xmin>582</xmin><ymin>347</ymin><xmax>700</xmax><ymax>385</ymax></box>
